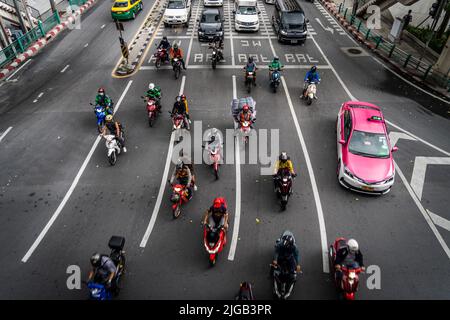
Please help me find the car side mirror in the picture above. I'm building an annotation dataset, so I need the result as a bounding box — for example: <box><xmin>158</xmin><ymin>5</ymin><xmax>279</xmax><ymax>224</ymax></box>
<box><xmin>197</xmin><ymin>18</ymin><xmax>199</xmax><ymax>22</ymax></box>
<box><xmin>258</xmin><ymin>10</ymin><xmax>261</xmax><ymax>14</ymax></box>
<box><xmin>232</xmin><ymin>10</ymin><xmax>236</xmax><ymax>14</ymax></box>
<box><xmin>339</xmin><ymin>139</ymin><xmax>345</xmax><ymax>145</ymax></box>
<box><xmin>391</xmin><ymin>146</ymin><xmax>399</xmax><ymax>152</ymax></box>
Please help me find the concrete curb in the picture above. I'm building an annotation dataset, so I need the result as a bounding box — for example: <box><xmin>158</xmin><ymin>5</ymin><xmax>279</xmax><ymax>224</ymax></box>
<box><xmin>0</xmin><ymin>0</ymin><xmax>97</xmax><ymax>80</ymax></box>
<box><xmin>318</xmin><ymin>0</ymin><xmax>450</xmax><ymax>100</ymax></box>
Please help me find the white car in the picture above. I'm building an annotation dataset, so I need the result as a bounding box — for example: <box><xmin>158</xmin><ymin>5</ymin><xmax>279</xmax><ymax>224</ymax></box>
<box><xmin>265</xmin><ymin>0</ymin><xmax>275</xmax><ymax>4</ymax></box>
<box><xmin>163</xmin><ymin>0</ymin><xmax>192</xmax><ymax>27</ymax></box>
<box><xmin>204</xmin><ymin>0</ymin><xmax>223</xmax><ymax>6</ymax></box>
<box><xmin>234</xmin><ymin>0</ymin><xmax>259</xmax><ymax>32</ymax></box>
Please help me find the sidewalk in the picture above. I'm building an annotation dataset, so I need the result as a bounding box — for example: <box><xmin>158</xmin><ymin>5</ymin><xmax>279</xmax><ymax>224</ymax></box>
<box><xmin>321</xmin><ymin>0</ymin><xmax>450</xmax><ymax>100</ymax></box>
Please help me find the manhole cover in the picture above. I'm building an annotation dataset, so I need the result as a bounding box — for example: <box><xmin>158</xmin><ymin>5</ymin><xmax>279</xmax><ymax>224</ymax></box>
<box><xmin>340</xmin><ymin>47</ymin><xmax>369</xmax><ymax>57</ymax></box>
<box><xmin>348</xmin><ymin>48</ymin><xmax>362</xmax><ymax>54</ymax></box>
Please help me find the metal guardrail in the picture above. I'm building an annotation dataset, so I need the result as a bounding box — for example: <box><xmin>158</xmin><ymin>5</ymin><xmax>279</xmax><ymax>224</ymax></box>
<box><xmin>337</xmin><ymin>4</ymin><xmax>450</xmax><ymax>90</ymax></box>
<box><xmin>0</xmin><ymin>10</ymin><xmax>60</xmax><ymax>68</ymax></box>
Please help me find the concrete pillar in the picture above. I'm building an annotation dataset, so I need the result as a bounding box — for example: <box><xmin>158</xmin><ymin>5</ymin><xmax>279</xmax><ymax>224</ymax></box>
<box><xmin>435</xmin><ymin>36</ymin><xmax>450</xmax><ymax>75</ymax></box>
<box><xmin>21</xmin><ymin>0</ymin><xmax>34</xmax><ymax>29</ymax></box>
<box><xmin>12</xmin><ymin>0</ymin><xmax>28</xmax><ymax>33</ymax></box>
<box><xmin>0</xmin><ymin>16</ymin><xmax>11</xmax><ymax>48</ymax></box>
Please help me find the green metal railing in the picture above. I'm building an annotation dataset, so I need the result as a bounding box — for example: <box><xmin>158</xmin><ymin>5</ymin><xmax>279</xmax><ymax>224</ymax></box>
<box><xmin>69</xmin><ymin>0</ymin><xmax>88</xmax><ymax>7</ymax></box>
<box><xmin>0</xmin><ymin>11</ymin><xmax>61</xmax><ymax>69</ymax></box>
<box><xmin>337</xmin><ymin>5</ymin><xmax>450</xmax><ymax>90</ymax></box>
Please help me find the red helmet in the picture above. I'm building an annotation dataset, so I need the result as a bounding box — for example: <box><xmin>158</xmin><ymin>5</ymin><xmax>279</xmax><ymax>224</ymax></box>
<box><xmin>181</xmin><ymin>94</ymin><xmax>186</xmax><ymax>100</ymax></box>
<box><xmin>213</xmin><ymin>197</ymin><xmax>225</xmax><ymax>209</ymax></box>
<box><xmin>242</xmin><ymin>104</ymin><xmax>249</xmax><ymax>112</ymax></box>
<box><xmin>98</xmin><ymin>87</ymin><xmax>105</xmax><ymax>94</ymax></box>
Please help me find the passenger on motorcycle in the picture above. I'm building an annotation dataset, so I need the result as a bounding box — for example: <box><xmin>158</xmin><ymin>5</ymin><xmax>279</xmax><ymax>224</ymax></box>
<box><xmin>88</xmin><ymin>253</ymin><xmax>117</xmax><ymax>289</ymax></box>
<box><xmin>101</xmin><ymin>114</ymin><xmax>127</xmax><ymax>153</ymax></box>
<box><xmin>243</xmin><ymin>56</ymin><xmax>257</xmax><ymax>85</ymax></box>
<box><xmin>268</xmin><ymin>56</ymin><xmax>283</xmax><ymax>78</ymax></box>
<box><xmin>303</xmin><ymin>65</ymin><xmax>321</xmax><ymax>98</ymax></box>
<box><xmin>169</xmin><ymin>160</ymin><xmax>193</xmax><ymax>199</ymax></box>
<box><xmin>273</xmin><ymin>152</ymin><xmax>297</xmax><ymax>192</ymax></box>
<box><xmin>208</xmin><ymin>36</ymin><xmax>224</xmax><ymax>61</ymax></box>
<box><xmin>95</xmin><ymin>87</ymin><xmax>113</xmax><ymax>114</ymax></box>
<box><xmin>171</xmin><ymin>95</ymin><xmax>190</xmax><ymax>130</ymax></box>
<box><xmin>178</xmin><ymin>153</ymin><xmax>198</xmax><ymax>191</ymax></box>
<box><xmin>236</xmin><ymin>104</ymin><xmax>255</xmax><ymax>128</ymax></box>
<box><xmin>145</xmin><ymin>83</ymin><xmax>162</xmax><ymax>112</ymax></box>
<box><xmin>202</xmin><ymin>197</ymin><xmax>229</xmax><ymax>232</ymax></box>
<box><xmin>169</xmin><ymin>43</ymin><xmax>187</xmax><ymax>70</ymax></box>
<box><xmin>157</xmin><ymin>36</ymin><xmax>171</xmax><ymax>61</ymax></box>
<box><xmin>272</xmin><ymin>231</ymin><xmax>301</xmax><ymax>273</ymax></box>
<box><xmin>334</xmin><ymin>239</ymin><xmax>365</xmax><ymax>281</ymax></box>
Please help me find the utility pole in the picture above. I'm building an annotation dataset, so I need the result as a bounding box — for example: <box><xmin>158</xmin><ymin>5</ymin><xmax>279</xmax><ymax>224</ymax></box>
<box><xmin>49</xmin><ymin>0</ymin><xmax>57</xmax><ymax>13</ymax></box>
<box><xmin>21</xmin><ymin>0</ymin><xmax>34</xmax><ymax>29</ymax></box>
<box><xmin>12</xmin><ymin>0</ymin><xmax>28</xmax><ymax>33</ymax></box>
<box><xmin>0</xmin><ymin>15</ymin><xmax>11</xmax><ymax>48</ymax></box>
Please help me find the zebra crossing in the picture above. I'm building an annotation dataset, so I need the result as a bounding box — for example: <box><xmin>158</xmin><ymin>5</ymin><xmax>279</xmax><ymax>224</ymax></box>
<box><xmin>314</xmin><ymin>0</ymin><xmax>346</xmax><ymax>35</ymax></box>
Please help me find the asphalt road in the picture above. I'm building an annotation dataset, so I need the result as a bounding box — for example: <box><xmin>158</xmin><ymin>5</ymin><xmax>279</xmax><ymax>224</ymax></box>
<box><xmin>0</xmin><ymin>0</ymin><xmax>449</xmax><ymax>299</ymax></box>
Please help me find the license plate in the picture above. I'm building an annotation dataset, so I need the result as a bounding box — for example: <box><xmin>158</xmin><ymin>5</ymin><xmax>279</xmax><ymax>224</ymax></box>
<box><xmin>361</xmin><ymin>186</ymin><xmax>374</xmax><ymax>191</ymax></box>
<box><xmin>292</xmin><ymin>40</ymin><xmax>298</xmax><ymax>44</ymax></box>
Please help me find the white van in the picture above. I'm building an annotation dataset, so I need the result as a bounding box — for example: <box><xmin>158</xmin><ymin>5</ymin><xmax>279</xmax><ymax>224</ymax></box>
<box><xmin>234</xmin><ymin>0</ymin><xmax>260</xmax><ymax>32</ymax></box>
<box><xmin>163</xmin><ymin>0</ymin><xmax>192</xmax><ymax>27</ymax></box>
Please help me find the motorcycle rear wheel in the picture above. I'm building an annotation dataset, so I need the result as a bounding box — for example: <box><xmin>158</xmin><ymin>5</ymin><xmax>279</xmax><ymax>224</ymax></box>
<box><xmin>307</xmin><ymin>96</ymin><xmax>312</xmax><ymax>105</ymax></box>
<box><xmin>247</xmin><ymin>81</ymin><xmax>251</xmax><ymax>93</ymax></box>
<box><xmin>109</xmin><ymin>152</ymin><xmax>117</xmax><ymax>166</ymax></box>
<box><xmin>173</xmin><ymin>205</ymin><xmax>181</xmax><ymax>219</ymax></box>
<box><xmin>212</xmin><ymin>59</ymin><xmax>216</xmax><ymax>69</ymax></box>
<box><xmin>155</xmin><ymin>59</ymin><xmax>161</xmax><ymax>69</ymax></box>
<box><xmin>174</xmin><ymin>67</ymin><xmax>180</xmax><ymax>79</ymax></box>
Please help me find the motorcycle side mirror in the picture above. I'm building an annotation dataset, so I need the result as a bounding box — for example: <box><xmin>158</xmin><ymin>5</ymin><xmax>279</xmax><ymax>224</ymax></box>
<box><xmin>89</xmin><ymin>102</ymin><xmax>94</xmax><ymax>106</ymax></box>
<box><xmin>391</xmin><ymin>146</ymin><xmax>399</xmax><ymax>152</ymax></box>
<box><xmin>306</xmin><ymin>19</ymin><xmax>310</xmax><ymax>23</ymax></box>
<box><xmin>339</xmin><ymin>139</ymin><xmax>345</xmax><ymax>145</ymax></box>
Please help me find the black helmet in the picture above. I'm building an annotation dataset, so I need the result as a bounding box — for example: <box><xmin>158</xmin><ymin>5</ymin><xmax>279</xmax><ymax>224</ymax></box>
<box><xmin>281</xmin><ymin>235</ymin><xmax>294</xmax><ymax>249</ymax></box>
<box><xmin>163</xmin><ymin>36</ymin><xmax>167</xmax><ymax>41</ymax></box>
<box><xmin>173</xmin><ymin>43</ymin><xmax>179</xmax><ymax>50</ymax></box>
<box><xmin>311</xmin><ymin>65</ymin><xmax>317</xmax><ymax>73</ymax></box>
<box><xmin>274</xmin><ymin>56</ymin><xmax>279</xmax><ymax>61</ymax></box>
<box><xmin>279</xmin><ymin>152</ymin><xmax>288</xmax><ymax>162</ymax></box>
<box><xmin>248</xmin><ymin>56</ymin><xmax>253</xmax><ymax>63</ymax></box>
<box><xmin>90</xmin><ymin>253</ymin><xmax>101</xmax><ymax>267</ymax></box>
<box><xmin>210</xmin><ymin>135</ymin><xmax>216</xmax><ymax>142</ymax></box>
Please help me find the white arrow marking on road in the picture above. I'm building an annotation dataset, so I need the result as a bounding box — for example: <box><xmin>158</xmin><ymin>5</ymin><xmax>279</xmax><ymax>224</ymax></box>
<box><xmin>315</xmin><ymin>18</ymin><xmax>334</xmax><ymax>34</ymax></box>
<box><xmin>389</xmin><ymin>131</ymin><xmax>416</xmax><ymax>147</ymax></box>
<box><xmin>410</xmin><ymin>157</ymin><xmax>450</xmax><ymax>201</ymax></box>
<box><xmin>428</xmin><ymin>210</ymin><xmax>450</xmax><ymax>232</ymax></box>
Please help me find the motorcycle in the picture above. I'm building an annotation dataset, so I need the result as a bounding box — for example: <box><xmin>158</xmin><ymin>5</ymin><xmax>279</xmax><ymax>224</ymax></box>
<box><xmin>203</xmin><ymin>140</ymin><xmax>222</xmax><ymax>179</ymax></box>
<box><xmin>303</xmin><ymin>81</ymin><xmax>318</xmax><ymax>105</ymax></box>
<box><xmin>271</xmin><ymin>262</ymin><xmax>297</xmax><ymax>300</ymax></box>
<box><xmin>170</xmin><ymin>112</ymin><xmax>187</xmax><ymax>142</ymax></box>
<box><xmin>93</xmin><ymin>105</ymin><xmax>106</xmax><ymax>133</ymax></box>
<box><xmin>172</xmin><ymin>57</ymin><xmax>182</xmax><ymax>79</ymax></box>
<box><xmin>103</xmin><ymin>134</ymin><xmax>123</xmax><ymax>166</ymax></box>
<box><xmin>203</xmin><ymin>222</ymin><xmax>226</xmax><ymax>266</ymax></box>
<box><xmin>154</xmin><ymin>47</ymin><xmax>168</xmax><ymax>69</ymax></box>
<box><xmin>87</xmin><ymin>236</ymin><xmax>126</xmax><ymax>300</ymax></box>
<box><xmin>270</xmin><ymin>69</ymin><xmax>282</xmax><ymax>93</ymax></box>
<box><xmin>235</xmin><ymin>282</ymin><xmax>255</xmax><ymax>300</ymax></box>
<box><xmin>329</xmin><ymin>237</ymin><xmax>363</xmax><ymax>300</ymax></box>
<box><xmin>239</xmin><ymin>119</ymin><xmax>253</xmax><ymax>144</ymax></box>
<box><xmin>142</xmin><ymin>96</ymin><xmax>159</xmax><ymax>127</ymax></box>
<box><xmin>274</xmin><ymin>169</ymin><xmax>294</xmax><ymax>211</ymax></box>
<box><xmin>170</xmin><ymin>183</ymin><xmax>191</xmax><ymax>219</ymax></box>
<box><xmin>211</xmin><ymin>49</ymin><xmax>218</xmax><ymax>69</ymax></box>
<box><xmin>245</xmin><ymin>70</ymin><xmax>256</xmax><ymax>93</ymax></box>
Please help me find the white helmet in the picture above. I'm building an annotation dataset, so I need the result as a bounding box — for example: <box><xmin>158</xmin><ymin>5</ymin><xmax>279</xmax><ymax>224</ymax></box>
<box><xmin>149</xmin><ymin>83</ymin><xmax>155</xmax><ymax>90</ymax></box>
<box><xmin>347</xmin><ymin>239</ymin><xmax>359</xmax><ymax>253</ymax></box>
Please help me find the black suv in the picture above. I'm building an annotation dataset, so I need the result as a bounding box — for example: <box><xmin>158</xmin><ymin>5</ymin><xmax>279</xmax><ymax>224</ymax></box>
<box><xmin>197</xmin><ymin>8</ymin><xmax>225</xmax><ymax>42</ymax></box>
<box><xmin>272</xmin><ymin>0</ymin><xmax>309</xmax><ymax>44</ymax></box>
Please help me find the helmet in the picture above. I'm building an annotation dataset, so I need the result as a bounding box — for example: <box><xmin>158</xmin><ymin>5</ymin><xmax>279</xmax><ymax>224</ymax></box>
<box><xmin>210</xmin><ymin>135</ymin><xmax>216</xmax><ymax>142</ymax></box>
<box><xmin>279</xmin><ymin>152</ymin><xmax>288</xmax><ymax>162</ymax></box>
<box><xmin>248</xmin><ymin>56</ymin><xmax>253</xmax><ymax>63</ymax></box>
<box><xmin>181</xmin><ymin>94</ymin><xmax>186</xmax><ymax>100</ymax></box>
<box><xmin>176</xmin><ymin>95</ymin><xmax>182</xmax><ymax>102</ymax></box>
<box><xmin>274</xmin><ymin>56</ymin><xmax>279</xmax><ymax>61</ymax></box>
<box><xmin>281</xmin><ymin>234</ymin><xmax>294</xmax><ymax>249</ymax></box>
<box><xmin>173</xmin><ymin>43</ymin><xmax>178</xmax><ymax>50</ymax></box>
<box><xmin>98</xmin><ymin>87</ymin><xmax>105</xmax><ymax>95</ymax></box>
<box><xmin>163</xmin><ymin>36</ymin><xmax>167</xmax><ymax>41</ymax></box>
<box><xmin>149</xmin><ymin>83</ymin><xmax>155</xmax><ymax>90</ymax></box>
<box><xmin>90</xmin><ymin>253</ymin><xmax>101</xmax><ymax>267</ymax></box>
<box><xmin>311</xmin><ymin>65</ymin><xmax>317</xmax><ymax>73</ymax></box>
<box><xmin>347</xmin><ymin>239</ymin><xmax>359</xmax><ymax>254</ymax></box>
<box><xmin>105</xmin><ymin>114</ymin><xmax>113</xmax><ymax>122</ymax></box>
<box><xmin>242</xmin><ymin>104</ymin><xmax>250</xmax><ymax>112</ymax></box>
<box><xmin>213</xmin><ymin>197</ymin><xmax>224</xmax><ymax>209</ymax></box>
<box><xmin>176</xmin><ymin>159</ymin><xmax>184</xmax><ymax>170</ymax></box>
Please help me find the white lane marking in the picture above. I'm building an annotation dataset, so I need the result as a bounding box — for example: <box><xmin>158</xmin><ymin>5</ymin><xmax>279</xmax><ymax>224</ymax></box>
<box><xmin>281</xmin><ymin>76</ymin><xmax>329</xmax><ymax>273</ymax></box>
<box><xmin>185</xmin><ymin>0</ymin><xmax>202</xmax><ymax>67</ymax></box>
<box><xmin>6</xmin><ymin>59</ymin><xmax>32</xmax><ymax>81</ymax></box>
<box><xmin>389</xmin><ymin>131</ymin><xmax>416</xmax><ymax>148</ymax></box>
<box><xmin>410</xmin><ymin>157</ymin><xmax>450</xmax><ymax>201</ymax></box>
<box><xmin>140</xmin><ymin>65</ymin><xmax>332</xmax><ymax>70</ymax></box>
<box><xmin>315</xmin><ymin>18</ymin><xmax>334</xmax><ymax>33</ymax></box>
<box><xmin>139</xmin><ymin>75</ymin><xmax>186</xmax><ymax>248</ymax></box>
<box><xmin>428</xmin><ymin>210</ymin><xmax>450</xmax><ymax>232</ymax></box>
<box><xmin>101</xmin><ymin>24</ymin><xmax>105</xmax><ymax>29</ymax></box>
<box><xmin>228</xmin><ymin>75</ymin><xmax>241</xmax><ymax>261</ymax></box>
<box><xmin>0</xmin><ymin>127</ymin><xmax>13</xmax><ymax>143</ymax></box>
<box><xmin>258</xmin><ymin>1</ymin><xmax>277</xmax><ymax>57</ymax></box>
<box><xmin>21</xmin><ymin>80</ymin><xmax>133</xmax><ymax>263</ymax></box>
<box><xmin>60</xmin><ymin>65</ymin><xmax>70</xmax><ymax>73</ymax></box>
<box><xmin>395</xmin><ymin>163</ymin><xmax>450</xmax><ymax>259</ymax></box>
<box><xmin>33</xmin><ymin>92</ymin><xmax>44</xmax><ymax>103</ymax></box>
<box><xmin>310</xmin><ymin>33</ymin><xmax>450</xmax><ymax>261</ymax></box>
<box><xmin>84</xmin><ymin>43</ymin><xmax>89</xmax><ymax>48</ymax></box>
<box><xmin>227</xmin><ymin>0</ymin><xmax>235</xmax><ymax>66</ymax></box>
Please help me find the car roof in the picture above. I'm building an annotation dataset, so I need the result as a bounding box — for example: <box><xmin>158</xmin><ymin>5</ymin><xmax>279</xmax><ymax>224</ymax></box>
<box><xmin>345</xmin><ymin>101</ymin><xmax>385</xmax><ymax>134</ymax></box>
<box><xmin>203</xmin><ymin>8</ymin><xmax>221</xmax><ymax>15</ymax></box>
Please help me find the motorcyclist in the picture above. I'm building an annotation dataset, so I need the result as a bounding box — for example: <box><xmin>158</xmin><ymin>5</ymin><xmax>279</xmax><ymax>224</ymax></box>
<box><xmin>243</xmin><ymin>56</ymin><xmax>257</xmax><ymax>85</ymax></box>
<box><xmin>272</xmin><ymin>231</ymin><xmax>301</xmax><ymax>274</ymax></box>
<box><xmin>206</xmin><ymin>128</ymin><xmax>223</xmax><ymax>146</ymax></box>
<box><xmin>169</xmin><ymin>159</ymin><xmax>193</xmax><ymax>199</ymax></box>
<box><xmin>171</xmin><ymin>95</ymin><xmax>190</xmax><ymax>130</ymax></box>
<box><xmin>202</xmin><ymin>197</ymin><xmax>229</xmax><ymax>234</ymax></box>
<box><xmin>178</xmin><ymin>152</ymin><xmax>198</xmax><ymax>191</ymax></box>
<box><xmin>95</xmin><ymin>87</ymin><xmax>113</xmax><ymax>114</ymax></box>
<box><xmin>334</xmin><ymin>239</ymin><xmax>365</xmax><ymax>281</ymax></box>
<box><xmin>169</xmin><ymin>43</ymin><xmax>187</xmax><ymax>70</ymax></box>
<box><xmin>208</xmin><ymin>36</ymin><xmax>224</xmax><ymax>61</ymax></box>
<box><xmin>101</xmin><ymin>114</ymin><xmax>127</xmax><ymax>153</ymax></box>
<box><xmin>87</xmin><ymin>253</ymin><xmax>117</xmax><ymax>290</ymax></box>
<box><xmin>145</xmin><ymin>83</ymin><xmax>162</xmax><ymax>112</ymax></box>
<box><xmin>157</xmin><ymin>36</ymin><xmax>171</xmax><ymax>62</ymax></box>
<box><xmin>236</xmin><ymin>104</ymin><xmax>255</xmax><ymax>128</ymax></box>
<box><xmin>268</xmin><ymin>56</ymin><xmax>283</xmax><ymax>79</ymax></box>
<box><xmin>303</xmin><ymin>65</ymin><xmax>321</xmax><ymax>98</ymax></box>
<box><xmin>273</xmin><ymin>152</ymin><xmax>297</xmax><ymax>192</ymax></box>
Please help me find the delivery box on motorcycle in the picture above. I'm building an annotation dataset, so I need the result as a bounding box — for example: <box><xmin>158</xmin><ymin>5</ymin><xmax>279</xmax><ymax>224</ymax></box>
<box><xmin>231</xmin><ymin>97</ymin><xmax>257</xmax><ymax>120</ymax></box>
<box><xmin>108</xmin><ymin>236</ymin><xmax>125</xmax><ymax>251</ymax></box>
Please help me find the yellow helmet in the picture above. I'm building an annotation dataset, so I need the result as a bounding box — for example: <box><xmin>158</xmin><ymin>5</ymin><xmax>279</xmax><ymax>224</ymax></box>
<box><xmin>106</xmin><ymin>114</ymin><xmax>113</xmax><ymax>122</ymax></box>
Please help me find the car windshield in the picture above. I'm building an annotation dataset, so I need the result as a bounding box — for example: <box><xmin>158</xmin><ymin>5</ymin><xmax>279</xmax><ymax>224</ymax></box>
<box><xmin>168</xmin><ymin>0</ymin><xmax>185</xmax><ymax>9</ymax></box>
<box><xmin>202</xmin><ymin>13</ymin><xmax>220</xmax><ymax>23</ymax></box>
<box><xmin>113</xmin><ymin>1</ymin><xmax>129</xmax><ymax>7</ymax></box>
<box><xmin>349</xmin><ymin>130</ymin><xmax>390</xmax><ymax>158</ymax></box>
<box><xmin>237</xmin><ymin>6</ymin><xmax>256</xmax><ymax>15</ymax></box>
<box><xmin>282</xmin><ymin>12</ymin><xmax>305</xmax><ymax>28</ymax></box>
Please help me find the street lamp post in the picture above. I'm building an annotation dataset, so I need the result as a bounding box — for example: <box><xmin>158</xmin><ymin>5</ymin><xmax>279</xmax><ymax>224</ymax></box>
<box><xmin>12</xmin><ymin>0</ymin><xmax>28</xmax><ymax>33</ymax></box>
